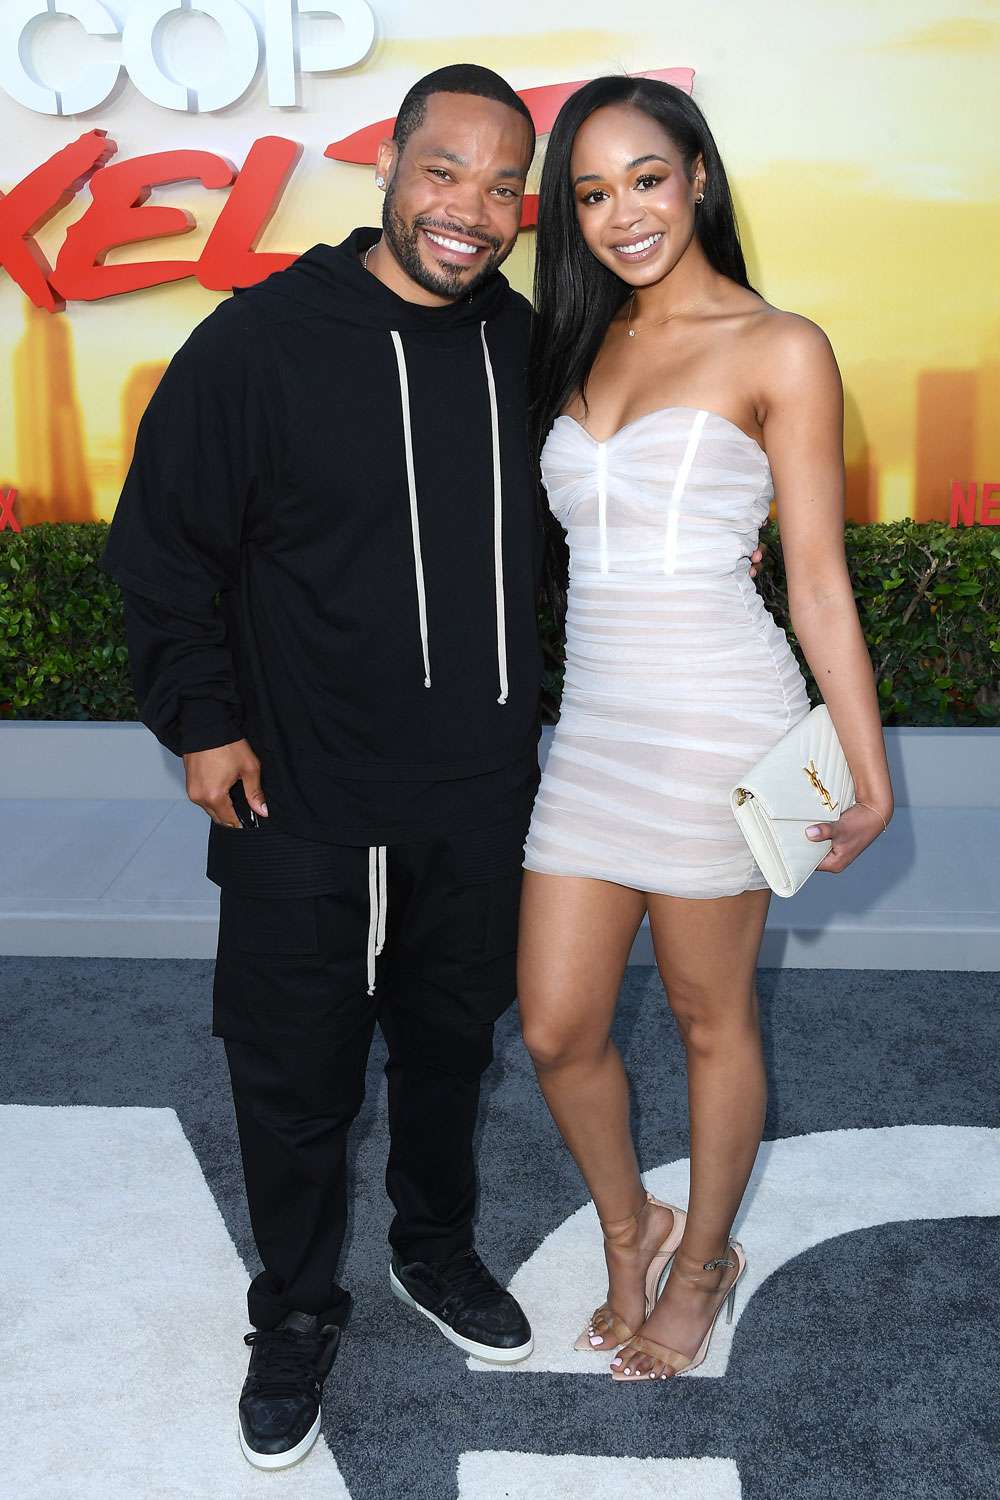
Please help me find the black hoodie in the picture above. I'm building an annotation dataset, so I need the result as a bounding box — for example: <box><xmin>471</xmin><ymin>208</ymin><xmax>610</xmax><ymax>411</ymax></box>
<box><xmin>102</xmin><ymin>228</ymin><xmax>543</xmax><ymax>850</ymax></box>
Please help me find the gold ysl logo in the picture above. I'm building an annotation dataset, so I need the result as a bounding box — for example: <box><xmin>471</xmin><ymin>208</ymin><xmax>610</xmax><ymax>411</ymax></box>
<box><xmin>804</xmin><ymin>760</ymin><xmax>838</xmax><ymax>811</ymax></box>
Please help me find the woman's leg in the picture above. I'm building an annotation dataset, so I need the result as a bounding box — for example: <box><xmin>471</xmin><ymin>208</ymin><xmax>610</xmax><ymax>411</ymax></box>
<box><xmin>518</xmin><ymin>871</ymin><xmax>676</xmax><ymax>1345</ymax></box>
<box><xmin>613</xmin><ymin>886</ymin><xmax>770</xmax><ymax>1377</ymax></box>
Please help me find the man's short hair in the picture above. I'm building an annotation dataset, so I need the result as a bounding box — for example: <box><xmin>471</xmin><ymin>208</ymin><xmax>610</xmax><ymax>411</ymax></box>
<box><xmin>393</xmin><ymin>64</ymin><xmax>536</xmax><ymax>158</ymax></box>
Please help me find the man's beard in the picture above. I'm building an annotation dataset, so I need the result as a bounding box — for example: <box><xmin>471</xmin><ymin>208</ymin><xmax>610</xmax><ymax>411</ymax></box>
<box><xmin>381</xmin><ymin>187</ymin><xmax>506</xmax><ymax>301</ymax></box>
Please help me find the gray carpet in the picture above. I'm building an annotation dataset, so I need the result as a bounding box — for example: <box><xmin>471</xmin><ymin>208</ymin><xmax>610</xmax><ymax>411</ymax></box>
<box><xmin>3</xmin><ymin>959</ymin><xmax>999</xmax><ymax>1499</ymax></box>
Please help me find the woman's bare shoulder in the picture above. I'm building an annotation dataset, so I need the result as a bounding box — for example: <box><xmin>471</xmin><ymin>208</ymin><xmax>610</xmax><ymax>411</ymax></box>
<box><xmin>744</xmin><ymin>305</ymin><xmax>843</xmax><ymax>435</ymax></box>
<box><xmin>749</xmin><ymin>302</ymin><xmax>836</xmax><ymax>367</ymax></box>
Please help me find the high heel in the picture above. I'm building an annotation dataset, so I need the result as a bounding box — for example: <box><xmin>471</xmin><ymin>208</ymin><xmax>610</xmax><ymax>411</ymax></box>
<box><xmin>610</xmin><ymin>1241</ymin><xmax>746</xmax><ymax>1380</ymax></box>
<box><xmin>573</xmin><ymin>1192</ymin><xmax>687</xmax><ymax>1353</ymax></box>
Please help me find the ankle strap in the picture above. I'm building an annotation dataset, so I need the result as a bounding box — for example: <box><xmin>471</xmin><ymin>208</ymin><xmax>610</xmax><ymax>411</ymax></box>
<box><xmin>599</xmin><ymin>1190</ymin><xmax>652</xmax><ymax>1242</ymax></box>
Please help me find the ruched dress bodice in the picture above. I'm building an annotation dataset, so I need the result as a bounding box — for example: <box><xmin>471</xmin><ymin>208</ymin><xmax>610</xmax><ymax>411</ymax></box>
<box><xmin>522</xmin><ymin>407</ymin><xmax>810</xmax><ymax>897</ymax></box>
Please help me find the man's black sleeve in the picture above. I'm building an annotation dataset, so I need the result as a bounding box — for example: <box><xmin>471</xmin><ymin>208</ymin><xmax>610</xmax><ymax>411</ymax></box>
<box><xmin>101</xmin><ymin>299</ymin><xmax>267</xmax><ymax>757</ymax></box>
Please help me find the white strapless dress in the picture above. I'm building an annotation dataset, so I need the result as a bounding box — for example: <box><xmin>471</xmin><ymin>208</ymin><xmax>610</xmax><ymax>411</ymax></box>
<box><xmin>523</xmin><ymin>406</ymin><xmax>811</xmax><ymax>898</ymax></box>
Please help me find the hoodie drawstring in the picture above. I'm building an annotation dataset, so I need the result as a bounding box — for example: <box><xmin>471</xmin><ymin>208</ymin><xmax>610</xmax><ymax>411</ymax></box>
<box><xmin>366</xmin><ymin>845</ymin><xmax>387</xmax><ymax>995</ymax></box>
<box><xmin>389</xmin><ymin>331</ymin><xmax>432</xmax><ymax>688</ymax></box>
<box><xmin>480</xmin><ymin>322</ymin><xmax>508</xmax><ymax>705</ymax></box>
<box><xmin>388</xmin><ymin>326</ymin><xmax>509</xmax><ymax>706</ymax></box>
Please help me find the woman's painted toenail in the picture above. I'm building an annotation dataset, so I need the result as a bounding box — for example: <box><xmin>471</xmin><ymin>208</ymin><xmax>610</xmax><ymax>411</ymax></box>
<box><xmin>590</xmin><ymin>1335</ymin><xmax>603</xmax><ymax>1345</ymax></box>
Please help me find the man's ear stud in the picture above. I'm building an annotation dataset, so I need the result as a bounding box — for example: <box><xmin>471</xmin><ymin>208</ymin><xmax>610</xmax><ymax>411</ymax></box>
<box><xmin>375</xmin><ymin>175</ymin><xmax>386</xmax><ymax>189</ymax></box>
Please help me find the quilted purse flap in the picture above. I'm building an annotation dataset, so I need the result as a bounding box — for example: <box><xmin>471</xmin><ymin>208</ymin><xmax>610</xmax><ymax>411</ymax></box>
<box><xmin>735</xmin><ymin>706</ymin><xmax>855</xmax><ymax>823</ymax></box>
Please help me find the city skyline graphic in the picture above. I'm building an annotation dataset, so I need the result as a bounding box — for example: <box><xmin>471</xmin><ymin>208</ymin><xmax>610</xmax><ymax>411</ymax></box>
<box><xmin>4</xmin><ymin>295</ymin><xmax>997</xmax><ymax>529</ymax></box>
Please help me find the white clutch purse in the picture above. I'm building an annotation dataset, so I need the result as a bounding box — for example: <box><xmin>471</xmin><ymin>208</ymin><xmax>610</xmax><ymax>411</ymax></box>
<box><xmin>730</xmin><ymin>705</ymin><xmax>855</xmax><ymax>898</ymax></box>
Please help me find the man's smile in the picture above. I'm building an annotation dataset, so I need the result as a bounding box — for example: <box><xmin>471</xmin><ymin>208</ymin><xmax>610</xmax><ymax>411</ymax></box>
<box><xmin>422</xmin><ymin>228</ymin><xmax>490</xmax><ymax>260</ymax></box>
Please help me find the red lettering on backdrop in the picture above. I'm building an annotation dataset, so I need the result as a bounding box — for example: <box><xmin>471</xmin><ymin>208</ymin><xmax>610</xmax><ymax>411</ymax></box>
<box><xmin>949</xmin><ymin>481</ymin><xmax>977</xmax><ymax>527</ymax></box>
<box><xmin>52</xmin><ymin>150</ymin><xmax>236</xmax><ymax>301</ymax></box>
<box><xmin>0</xmin><ymin>487</ymin><xmax>21</xmax><ymax>533</ymax></box>
<box><xmin>2</xmin><ymin>66</ymin><xmax>694</xmax><ymax>306</ymax></box>
<box><xmin>324</xmin><ymin>69</ymin><xmax>696</xmax><ymax>229</ymax></box>
<box><xmin>0</xmin><ymin>130</ymin><xmax>116</xmax><ymax>312</ymax></box>
<box><xmin>198</xmin><ymin>137</ymin><xmax>302</xmax><ymax>291</ymax></box>
<box><xmin>982</xmin><ymin>483</ymin><xmax>1000</xmax><ymax>526</ymax></box>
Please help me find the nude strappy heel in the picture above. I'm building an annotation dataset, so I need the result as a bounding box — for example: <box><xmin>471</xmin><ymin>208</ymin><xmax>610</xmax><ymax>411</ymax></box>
<box><xmin>610</xmin><ymin>1241</ymin><xmax>746</xmax><ymax>1380</ymax></box>
<box><xmin>573</xmin><ymin>1192</ymin><xmax>687</xmax><ymax>1353</ymax></box>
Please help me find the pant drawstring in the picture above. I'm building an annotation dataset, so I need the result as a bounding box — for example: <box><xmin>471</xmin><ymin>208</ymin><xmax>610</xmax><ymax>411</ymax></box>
<box><xmin>366</xmin><ymin>845</ymin><xmax>387</xmax><ymax>995</ymax></box>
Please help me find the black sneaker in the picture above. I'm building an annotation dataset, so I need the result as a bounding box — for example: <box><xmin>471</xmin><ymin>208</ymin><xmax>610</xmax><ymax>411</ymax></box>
<box><xmin>238</xmin><ymin>1309</ymin><xmax>345</xmax><ymax>1470</ymax></box>
<box><xmin>389</xmin><ymin>1248</ymin><xmax>533</xmax><ymax>1363</ymax></box>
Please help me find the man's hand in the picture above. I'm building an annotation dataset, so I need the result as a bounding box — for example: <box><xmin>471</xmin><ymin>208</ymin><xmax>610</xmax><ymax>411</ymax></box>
<box><xmin>183</xmin><ymin>739</ymin><xmax>268</xmax><ymax>826</ymax></box>
<box><xmin>749</xmin><ymin>541</ymin><xmax>766</xmax><ymax>580</ymax></box>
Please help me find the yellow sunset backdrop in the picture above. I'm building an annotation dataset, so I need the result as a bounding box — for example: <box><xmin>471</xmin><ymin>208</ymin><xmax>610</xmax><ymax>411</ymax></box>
<box><xmin>1</xmin><ymin>0</ymin><xmax>998</xmax><ymax>525</ymax></box>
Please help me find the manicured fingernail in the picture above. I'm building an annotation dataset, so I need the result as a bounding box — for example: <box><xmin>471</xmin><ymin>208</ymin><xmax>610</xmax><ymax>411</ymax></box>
<box><xmin>260</xmin><ymin>803</ymin><xmax>268</xmax><ymax>816</ymax></box>
<box><xmin>806</xmin><ymin>825</ymin><xmax>821</xmax><ymax>837</ymax></box>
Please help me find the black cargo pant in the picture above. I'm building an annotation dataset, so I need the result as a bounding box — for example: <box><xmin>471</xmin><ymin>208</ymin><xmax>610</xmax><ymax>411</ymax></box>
<box><xmin>211</xmin><ymin>815</ymin><xmax>528</xmax><ymax>1331</ymax></box>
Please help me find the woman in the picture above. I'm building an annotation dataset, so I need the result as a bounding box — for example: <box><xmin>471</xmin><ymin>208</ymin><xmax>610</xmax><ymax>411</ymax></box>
<box><xmin>518</xmin><ymin>77</ymin><xmax>893</xmax><ymax>1381</ymax></box>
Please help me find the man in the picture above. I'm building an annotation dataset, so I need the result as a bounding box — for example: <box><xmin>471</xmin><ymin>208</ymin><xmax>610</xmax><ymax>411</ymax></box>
<box><xmin>102</xmin><ymin>65</ymin><xmax>541</xmax><ymax>1470</ymax></box>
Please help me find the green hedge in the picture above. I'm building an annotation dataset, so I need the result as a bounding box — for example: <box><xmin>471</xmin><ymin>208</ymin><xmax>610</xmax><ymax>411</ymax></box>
<box><xmin>1</xmin><ymin>522</ymin><xmax>136</xmax><ymax>721</ymax></box>
<box><xmin>2</xmin><ymin>520</ymin><xmax>998</xmax><ymax>727</ymax></box>
<box><xmin>754</xmin><ymin>520</ymin><xmax>999</xmax><ymax>728</ymax></box>
<box><xmin>541</xmin><ymin>520</ymin><xmax>1000</xmax><ymax>726</ymax></box>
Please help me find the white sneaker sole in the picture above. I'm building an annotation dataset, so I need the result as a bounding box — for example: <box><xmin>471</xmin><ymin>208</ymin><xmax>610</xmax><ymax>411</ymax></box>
<box><xmin>389</xmin><ymin>1264</ymin><xmax>533</xmax><ymax>1364</ymax></box>
<box><xmin>239</xmin><ymin>1410</ymin><xmax>321</xmax><ymax>1470</ymax></box>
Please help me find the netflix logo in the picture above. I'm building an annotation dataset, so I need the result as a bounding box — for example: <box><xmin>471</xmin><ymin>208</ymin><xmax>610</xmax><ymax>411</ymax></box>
<box><xmin>949</xmin><ymin>483</ymin><xmax>1000</xmax><ymax>527</ymax></box>
<box><xmin>0</xmin><ymin>488</ymin><xmax>20</xmax><ymax>532</ymax></box>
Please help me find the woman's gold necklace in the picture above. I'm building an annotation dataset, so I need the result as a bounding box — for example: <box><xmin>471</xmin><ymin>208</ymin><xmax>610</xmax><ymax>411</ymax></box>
<box><xmin>625</xmin><ymin>294</ymin><xmax>708</xmax><ymax>339</ymax></box>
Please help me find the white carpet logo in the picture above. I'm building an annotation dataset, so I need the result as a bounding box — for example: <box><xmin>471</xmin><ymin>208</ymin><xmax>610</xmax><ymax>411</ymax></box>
<box><xmin>470</xmin><ymin>1125</ymin><xmax>1000</xmax><ymax>1377</ymax></box>
<box><xmin>459</xmin><ymin>1125</ymin><xmax>1000</xmax><ymax>1498</ymax></box>
<box><xmin>1</xmin><ymin>1106</ymin><xmax>352</xmax><ymax>1500</ymax></box>
<box><xmin>3</xmin><ymin>1110</ymin><xmax>997</xmax><ymax>1499</ymax></box>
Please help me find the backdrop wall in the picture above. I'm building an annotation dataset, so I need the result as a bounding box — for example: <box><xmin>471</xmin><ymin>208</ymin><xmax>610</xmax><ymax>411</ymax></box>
<box><xmin>1</xmin><ymin>0</ymin><xmax>998</xmax><ymax>530</ymax></box>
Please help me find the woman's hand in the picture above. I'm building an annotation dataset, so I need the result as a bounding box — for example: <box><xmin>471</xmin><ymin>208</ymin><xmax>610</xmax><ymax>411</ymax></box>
<box><xmin>806</xmin><ymin>801</ymin><xmax>890</xmax><ymax>873</ymax></box>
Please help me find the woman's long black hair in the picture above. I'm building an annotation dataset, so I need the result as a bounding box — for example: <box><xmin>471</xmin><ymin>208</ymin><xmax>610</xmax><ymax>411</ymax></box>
<box><xmin>531</xmin><ymin>76</ymin><xmax>753</xmax><ymax>633</ymax></box>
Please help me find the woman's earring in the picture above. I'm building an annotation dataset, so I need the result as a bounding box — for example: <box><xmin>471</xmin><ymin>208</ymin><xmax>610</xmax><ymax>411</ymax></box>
<box><xmin>695</xmin><ymin>191</ymin><xmax>705</xmax><ymax>203</ymax></box>
<box><xmin>375</xmin><ymin>175</ymin><xmax>386</xmax><ymax>189</ymax></box>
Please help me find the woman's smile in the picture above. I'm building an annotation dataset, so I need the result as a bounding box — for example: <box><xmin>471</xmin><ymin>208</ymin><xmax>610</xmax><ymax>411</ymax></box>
<box><xmin>608</xmin><ymin>230</ymin><xmax>664</xmax><ymax>263</ymax></box>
